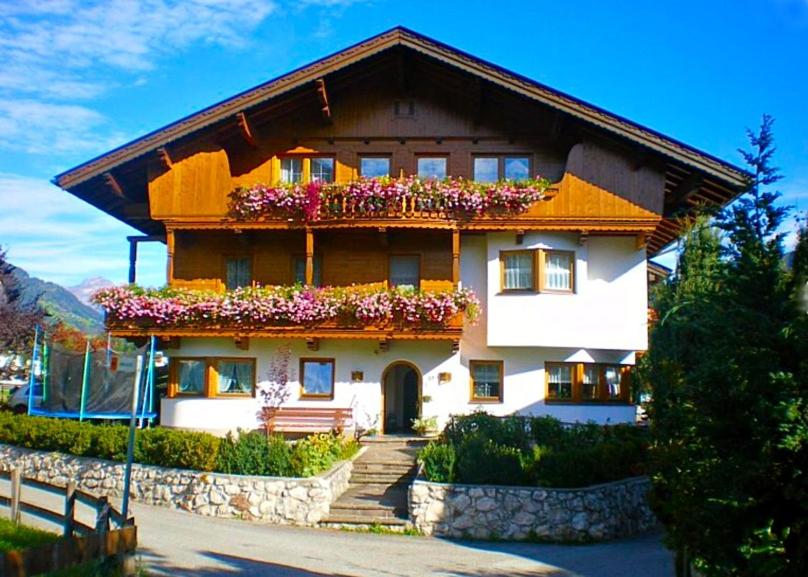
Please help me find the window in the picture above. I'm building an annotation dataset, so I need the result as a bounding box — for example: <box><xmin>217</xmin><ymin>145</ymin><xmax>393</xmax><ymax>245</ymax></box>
<box><xmin>225</xmin><ymin>257</ymin><xmax>252</xmax><ymax>290</ymax></box>
<box><xmin>545</xmin><ymin>362</ymin><xmax>631</xmax><ymax>403</ymax></box>
<box><xmin>473</xmin><ymin>157</ymin><xmax>499</xmax><ymax>183</ymax></box>
<box><xmin>473</xmin><ymin>156</ymin><xmax>531</xmax><ymax>182</ymax></box>
<box><xmin>500</xmin><ymin>250</ymin><xmax>535</xmax><ymax>291</ymax></box>
<box><xmin>310</xmin><ymin>157</ymin><xmax>334</xmax><ymax>183</ymax></box>
<box><xmin>170</xmin><ymin>357</ymin><xmax>257</xmax><ymax>398</ymax></box>
<box><xmin>300</xmin><ymin>358</ymin><xmax>335</xmax><ymax>399</ymax></box>
<box><xmin>281</xmin><ymin>157</ymin><xmax>303</xmax><ymax>184</ymax></box>
<box><xmin>389</xmin><ymin>255</ymin><xmax>420</xmax><ymax>289</ymax></box>
<box><xmin>360</xmin><ymin>156</ymin><xmax>391</xmax><ymax>178</ymax></box>
<box><xmin>293</xmin><ymin>255</ymin><xmax>322</xmax><ymax>286</ymax></box>
<box><xmin>544</xmin><ymin>251</ymin><xmax>574</xmax><ymax>292</ymax></box>
<box><xmin>546</xmin><ymin>363</ymin><xmax>574</xmax><ymax>401</ymax></box>
<box><xmin>470</xmin><ymin>360</ymin><xmax>503</xmax><ymax>402</ymax></box>
<box><xmin>498</xmin><ymin>249</ymin><xmax>575</xmax><ymax>293</ymax></box>
<box><xmin>582</xmin><ymin>365</ymin><xmax>599</xmax><ymax>401</ymax></box>
<box><xmin>216</xmin><ymin>359</ymin><xmax>255</xmax><ymax>396</ymax></box>
<box><xmin>417</xmin><ymin>157</ymin><xmax>447</xmax><ymax>180</ymax></box>
<box><xmin>176</xmin><ymin>359</ymin><xmax>206</xmax><ymax>396</ymax></box>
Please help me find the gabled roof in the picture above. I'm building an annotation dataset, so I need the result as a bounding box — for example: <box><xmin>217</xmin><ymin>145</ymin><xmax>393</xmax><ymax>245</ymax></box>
<box><xmin>53</xmin><ymin>27</ymin><xmax>749</xmax><ymax>253</ymax></box>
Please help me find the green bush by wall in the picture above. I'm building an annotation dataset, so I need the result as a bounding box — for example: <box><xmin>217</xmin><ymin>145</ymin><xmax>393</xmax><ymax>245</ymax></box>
<box><xmin>419</xmin><ymin>412</ymin><xmax>648</xmax><ymax>488</ymax></box>
<box><xmin>0</xmin><ymin>412</ymin><xmax>356</xmax><ymax>477</ymax></box>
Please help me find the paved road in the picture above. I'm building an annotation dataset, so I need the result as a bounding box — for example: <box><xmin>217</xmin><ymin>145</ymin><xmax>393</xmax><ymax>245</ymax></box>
<box><xmin>131</xmin><ymin>502</ymin><xmax>673</xmax><ymax>577</ymax></box>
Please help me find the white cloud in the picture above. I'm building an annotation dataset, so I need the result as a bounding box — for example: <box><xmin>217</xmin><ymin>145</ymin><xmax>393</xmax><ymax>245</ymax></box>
<box><xmin>0</xmin><ymin>173</ymin><xmax>165</xmax><ymax>286</ymax></box>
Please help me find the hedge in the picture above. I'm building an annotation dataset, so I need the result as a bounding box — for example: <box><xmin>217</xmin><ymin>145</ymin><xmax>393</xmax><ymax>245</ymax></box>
<box><xmin>0</xmin><ymin>412</ymin><xmax>357</xmax><ymax>477</ymax></box>
<box><xmin>419</xmin><ymin>412</ymin><xmax>648</xmax><ymax>488</ymax></box>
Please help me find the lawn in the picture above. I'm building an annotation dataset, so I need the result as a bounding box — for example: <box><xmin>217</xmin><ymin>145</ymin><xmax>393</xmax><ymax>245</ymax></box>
<box><xmin>0</xmin><ymin>517</ymin><xmax>59</xmax><ymax>553</ymax></box>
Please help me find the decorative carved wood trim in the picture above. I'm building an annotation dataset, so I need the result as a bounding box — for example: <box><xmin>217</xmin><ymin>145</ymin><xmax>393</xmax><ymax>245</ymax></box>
<box><xmin>157</xmin><ymin>147</ymin><xmax>173</xmax><ymax>169</ymax></box>
<box><xmin>315</xmin><ymin>78</ymin><xmax>332</xmax><ymax>123</ymax></box>
<box><xmin>306</xmin><ymin>337</ymin><xmax>320</xmax><ymax>351</ymax></box>
<box><xmin>236</xmin><ymin>112</ymin><xmax>257</xmax><ymax>147</ymax></box>
<box><xmin>103</xmin><ymin>172</ymin><xmax>125</xmax><ymax>199</ymax></box>
<box><xmin>234</xmin><ymin>336</ymin><xmax>250</xmax><ymax>351</ymax></box>
<box><xmin>378</xmin><ymin>338</ymin><xmax>390</xmax><ymax>352</ymax></box>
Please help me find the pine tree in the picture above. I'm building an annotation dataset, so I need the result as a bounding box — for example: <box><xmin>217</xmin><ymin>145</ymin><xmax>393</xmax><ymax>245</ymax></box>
<box><xmin>644</xmin><ymin>116</ymin><xmax>808</xmax><ymax>576</ymax></box>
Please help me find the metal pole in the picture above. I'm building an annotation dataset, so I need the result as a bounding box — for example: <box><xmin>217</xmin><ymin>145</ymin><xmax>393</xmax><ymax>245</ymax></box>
<box><xmin>79</xmin><ymin>339</ymin><xmax>91</xmax><ymax>422</ymax></box>
<box><xmin>41</xmin><ymin>341</ymin><xmax>48</xmax><ymax>403</ymax></box>
<box><xmin>27</xmin><ymin>325</ymin><xmax>40</xmax><ymax>416</ymax></box>
<box><xmin>140</xmin><ymin>336</ymin><xmax>156</xmax><ymax>424</ymax></box>
<box><xmin>121</xmin><ymin>355</ymin><xmax>143</xmax><ymax>523</ymax></box>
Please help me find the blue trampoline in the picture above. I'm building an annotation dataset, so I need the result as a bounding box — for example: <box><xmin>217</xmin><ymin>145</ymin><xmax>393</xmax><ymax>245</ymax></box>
<box><xmin>27</xmin><ymin>328</ymin><xmax>157</xmax><ymax>421</ymax></box>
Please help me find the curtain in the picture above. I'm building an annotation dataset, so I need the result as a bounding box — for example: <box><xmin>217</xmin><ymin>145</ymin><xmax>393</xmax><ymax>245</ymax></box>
<box><xmin>178</xmin><ymin>360</ymin><xmax>205</xmax><ymax>394</ymax></box>
<box><xmin>548</xmin><ymin>365</ymin><xmax>572</xmax><ymax>399</ymax></box>
<box><xmin>390</xmin><ymin>255</ymin><xmax>420</xmax><ymax>289</ymax></box>
<box><xmin>472</xmin><ymin>363</ymin><xmax>500</xmax><ymax>398</ymax></box>
<box><xmin>217</xmin><ymin>361</ymin><xmax>253</xmax><ymax>394</ymax></box>
<box><xmin>604</xmin><ymin>366</ymin><xmax>621</xmax><ymax>399</ymax></box>
<box><xmin>504</xmin><ymin>253</ymin><xmax>533</xmax><ymax>289</ymax></box>
<box><xmin>226</xmin><ymin>258</ymin><xmax>251</xmax><ymax>290</ymax></box>
<box><xmin>582</xmin><ymin>365</ymin><xmax>599</xmax><ymax>400</ymax></box>
<box><xmin>545</xmin><ymin>253</ymin><xmax>571</xmax><ymax>290</ymax></box>
<box><xmin>281</xmin><ymin>158</ymin><xmax>303</xmax><ymax>183</ymax></box>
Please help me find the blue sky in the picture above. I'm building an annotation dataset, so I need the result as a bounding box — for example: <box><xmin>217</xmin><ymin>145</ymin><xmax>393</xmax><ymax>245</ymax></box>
<box><xmin>1</xmin><ymin>0</ymin><xmax>806</xmax><ymax>287</ymax></box>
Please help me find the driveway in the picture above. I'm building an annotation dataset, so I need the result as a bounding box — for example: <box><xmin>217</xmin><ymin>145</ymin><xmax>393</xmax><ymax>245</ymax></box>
<box><xmin>132</xmin><ymin>502</ymin><xmax>673</xmax><ymax>577</ymax></box>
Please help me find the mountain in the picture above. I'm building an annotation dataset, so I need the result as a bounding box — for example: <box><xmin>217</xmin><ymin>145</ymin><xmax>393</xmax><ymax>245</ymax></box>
<box><xmin>68</xmin><ymin>277</ymin><xmax>114</xmax><ymax>309</ymax></box>
<box><xmin>7</xmin><ymin>266</ymin><xmax>104</xmax><ymax>334</ymax></box>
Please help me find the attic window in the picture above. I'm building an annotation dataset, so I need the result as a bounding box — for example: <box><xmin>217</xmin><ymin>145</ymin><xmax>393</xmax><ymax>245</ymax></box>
<box><xmin>394</xmin><ymin>100</ymin><xmax>415</xmax><ymax>117</ymax></box>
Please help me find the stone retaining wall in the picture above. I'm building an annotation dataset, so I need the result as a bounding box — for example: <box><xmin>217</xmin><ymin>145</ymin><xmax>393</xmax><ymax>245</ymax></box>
<box><xmin>409</xmin><ymin>475</ymin><xmax>657</xmax><ymax>541</ymax></box>
<box><xmin>0</xmin><ymin>443</ymin><xmax>357</xmax><ymax>526</ymax></box>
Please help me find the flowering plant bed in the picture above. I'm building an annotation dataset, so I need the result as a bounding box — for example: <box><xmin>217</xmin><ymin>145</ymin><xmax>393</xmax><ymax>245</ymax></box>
<box><xmin>228</xmin><ymin>176</ymin><xmax>553</xmax><ymax>222</ymax></box>
<box><xmin>93</xmin><ymin>284</ymin><xmax>480</xmax><ymax>331</ymax></box>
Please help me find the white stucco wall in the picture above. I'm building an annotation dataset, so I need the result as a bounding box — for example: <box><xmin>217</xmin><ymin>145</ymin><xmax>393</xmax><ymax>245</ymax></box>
<box><xmin>160</xmin><ymin>337</ymin><xmax>635</xmax><ymax>435</ymax></box>
<box><xmin>483</xmin><ymin>232</ymin><xmax>648</xmax><ymax>350</ymax></box>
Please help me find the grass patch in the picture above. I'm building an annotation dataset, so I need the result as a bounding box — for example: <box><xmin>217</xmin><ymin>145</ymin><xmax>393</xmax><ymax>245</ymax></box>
<box><xmin>0</xmin><ymin>517</ymin><xmax>59</xmax><ymax>553</ymax></box>
<box><xmin>339</xmin><ymin>523</ymin><xmax>422</xmax><ymax>536</ymax></box>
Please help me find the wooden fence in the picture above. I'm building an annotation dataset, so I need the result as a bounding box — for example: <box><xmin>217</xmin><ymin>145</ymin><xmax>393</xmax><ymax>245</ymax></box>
<box><xmin>0</xmin><ymin>468</ymin><xmax>137</xmax><ymax>576</ymax></box>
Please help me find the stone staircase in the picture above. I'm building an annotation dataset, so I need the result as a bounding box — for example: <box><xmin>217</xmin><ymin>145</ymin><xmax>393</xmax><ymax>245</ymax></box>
<box><xmin>320</xmin><ymin>436</ymin><xmax>424</xmax><ymax>530</ymax></box>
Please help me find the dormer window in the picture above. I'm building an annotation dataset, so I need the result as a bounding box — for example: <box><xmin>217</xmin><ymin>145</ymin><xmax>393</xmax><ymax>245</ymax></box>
<box><xmin>473</xmin><ymin>155</ymin><xmax>531</xmax><ymax>182</ymax></box>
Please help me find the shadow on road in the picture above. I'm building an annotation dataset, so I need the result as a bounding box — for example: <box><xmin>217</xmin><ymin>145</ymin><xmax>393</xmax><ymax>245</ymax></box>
<box><xmin>436</xmin><ymin>531</ymin><xmax>673</xmax><ymax>577</ymax></box>
<box><xmin>140</xmin><ymin>549</ymin><xmax>358</xmax><ymax>577</ymax></box>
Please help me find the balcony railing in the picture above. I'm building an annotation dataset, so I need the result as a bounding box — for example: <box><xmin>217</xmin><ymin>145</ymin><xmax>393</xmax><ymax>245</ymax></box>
<box><xmin>228</xmin><ymin>176</ymin><xmax>555</xmax><ymax>223</ymax></box>
<box><xmin>94</xmin><ymin>284</ymin><xmax>479</xmax><ymax>338</ymax></box>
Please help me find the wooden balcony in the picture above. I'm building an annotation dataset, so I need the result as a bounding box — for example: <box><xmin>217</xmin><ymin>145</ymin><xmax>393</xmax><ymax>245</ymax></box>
<box><xmin>106</xmin><ymin>313</ymin><xmax>465</xmax><ymax>342</ymax></box>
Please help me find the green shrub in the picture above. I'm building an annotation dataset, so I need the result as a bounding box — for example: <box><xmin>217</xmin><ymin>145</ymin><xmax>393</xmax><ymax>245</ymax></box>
<box><xmin>418</xmin><ymin>441</ymin><xmax>455</xmax><ymax>483</ymax></box>
<box><xmin>290</xmin><ymin>432</ymin><xmax>356</xmax><ymax>477</ymax></box>
<box><xmin>216</xmin><ymin>431</ymin><xmax>293</xmax><ymax>476</ymax></box>
<box><xmin>455</xmin><ymin>433</ymin><xmax>524</xmax><ymax>485</ymax></box>
<box><xmin>136</xmin><ymin>427</ymin><xmax>220</xmax><ymax>471</ymax></box>
<box><xmin>419</xmin><ymin>412</ymin><xmax>648</xmax><ymax>488</ymax></box>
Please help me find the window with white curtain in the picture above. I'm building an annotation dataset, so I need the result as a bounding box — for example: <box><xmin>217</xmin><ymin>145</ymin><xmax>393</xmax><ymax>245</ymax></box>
<box><xmin>582</xmin><ymin>365</ymin><xmax>599</xmax><ymax>400</ymax></box>
<box><xmin>216</xmin><ymin>360</ymin><xmax>254</xmax><ymax>395</ymax></box>
<box><xmin>177</xmin><ymin>359</ymin><xmax>205</xmax><ymax>395</ymax></box>
<box><xmin>546</xmin><ymin>364</ymin><xmax>573</xmax><ymax>400</ymax></box>
<box><xmin>604</xmin><ymin>366</ymin><xmax>622</xmax><ymax>399</ymax></box>
<box><xmin>543</xmin><ymin>251</ymin><xmax>573</xmax><ymax>292</ymax></box>
<box><xmin>501</xmin><ymin>251</ymin><xmax>534</xmax><ymax>290</ymax></box>
<box><xmin>470</xmin><ymin>360</ymin><xmax>503</xmax><ymax>401</ymax></box>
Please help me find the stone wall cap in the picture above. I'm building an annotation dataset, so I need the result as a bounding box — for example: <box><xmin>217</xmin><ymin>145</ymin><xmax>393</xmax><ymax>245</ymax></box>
<box><xmin>412</xmin><ymin>474</ymin><xmax>650</xmax><ymax>493</ymax></box>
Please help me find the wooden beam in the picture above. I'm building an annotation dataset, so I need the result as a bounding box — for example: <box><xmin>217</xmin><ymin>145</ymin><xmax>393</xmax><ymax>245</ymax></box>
<box><xmin>665</xmin><ymin>172</ymin><xmax>703</xmax><ymax>215</ymax></box>
<box><xmin>305</xmin><ymin>228</ymin><xmax>314</xmax><ymax>285</ymax></box>
<box><xmin>157</xmin><ymin>147</ymin><xmax>173</xmax><ymax>169</ymax></box>
<box><xmin>121</xmin><ymin>203</ymin><xmax>149</xmax><ymax>219</ymax></box>
<box><xmin>315</xmin><ymin>78</ymin><xmax>332</xmax><ymax>123</ymax></box>
<box><xmin>378</xmin><ymin>338</ymin><xmax>390</xmax><ymax>353</ymax></box>
<box><xmin>452</xmin><ymin>229</ymin><xmax>460</xmax><ymax>287</ymax></box>
<box><xmin>306</xmin><ymin>338</ymin><xmax>319</xmax><ymax>352</ymax></box>
<box><xmin>103</xmin><ymin>172</ymin><xmax>125</xmax><ymax>199</ymax></box>
<box><xmin>635</xmin><ymin>233</ymin><xmax>647</xmax><ymax>250</ymax></box>
<box><xmin>166</xmin><ymin>229</ymin><xmax>175</xmax><ymax>284</ymax></box>
<box><xmin>236</xmin><ymin>112</ymin><xmax>257</xmax><ymax>147</ymax></box>
<box><xmin>234</xmin><ymin>336</ymin><xmax>250</xmax><ymax>351</ymax></box>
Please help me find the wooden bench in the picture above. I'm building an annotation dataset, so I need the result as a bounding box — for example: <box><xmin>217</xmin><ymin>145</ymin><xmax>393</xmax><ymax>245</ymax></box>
<box><xmin>264</xmin><ymin>407</ymin><xmax>353</xmax><ymax>435</ymax></box>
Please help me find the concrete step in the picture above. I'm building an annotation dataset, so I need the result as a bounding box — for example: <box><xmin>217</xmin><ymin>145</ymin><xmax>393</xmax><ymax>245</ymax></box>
<box><xmin>349</xmin><ymin>473</ymin><xmax>415</xmax><ymax>484</ymax></box>
<box><xmin>319</xmin><ymin>514</ymin><xmax>411</xmax><ymax>531</ymax></box>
